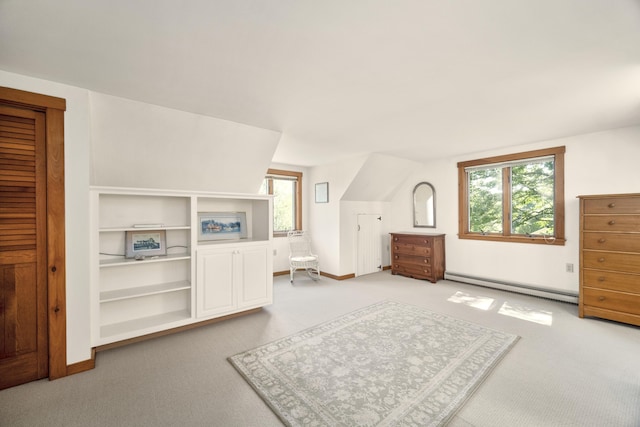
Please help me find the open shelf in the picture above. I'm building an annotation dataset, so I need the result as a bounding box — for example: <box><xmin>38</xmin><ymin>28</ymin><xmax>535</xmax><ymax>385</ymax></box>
<box><xmin>99</xmin><ymin>225</ymin><xmax>190</xmax><ymax>232</ymax></box>
<box><xmin>99</xmin><ymin>253</ymin><xmax>190</xmax><ymax>268</ymax></box>
<box><xmin>100</xmin><ymin>310</ymin><xmax>191</xmax><ymax>339</ymax></box>
<box><xmin>91</xmin><ymin>186</ymin><xmax>273</xmax><ymax>346</ymax></box>
<box><xmin>100</xmin><ymin>280</ymin><xmax>191</xmax><ymax>303</ymax></box>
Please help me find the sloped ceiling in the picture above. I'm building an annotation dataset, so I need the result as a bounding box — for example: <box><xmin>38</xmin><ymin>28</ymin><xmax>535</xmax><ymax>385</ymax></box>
<box><xmin>342</xmin><ymin>154</ymin><xmax>420</xmax><ymax>202</ymax></box>
<box><xmin>1</xmin><ymin>1</ymin><xmax>639</xmax><ymax>166</ymax></box>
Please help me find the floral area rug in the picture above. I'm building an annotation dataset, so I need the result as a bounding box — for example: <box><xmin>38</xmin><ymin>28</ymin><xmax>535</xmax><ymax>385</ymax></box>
<box><xmin>228</xmin><ymin>300</ymin><xmax>519</xmax><ymax>426</ymax></box>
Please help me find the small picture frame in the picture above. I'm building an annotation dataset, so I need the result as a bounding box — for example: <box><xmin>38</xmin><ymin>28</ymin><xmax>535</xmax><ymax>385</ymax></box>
<box><xmin>125</xmin><ymin>230</ymin><xmax>167</xmax><ymax>259</ymax></box>
<box><xmin>198</xmin><ymin>212</ymin><xmax>248</xmax><ymax>242</ymax></box>
<box><xmin>315</xmin><ymin>182</ymin><xmax>329</xmax><ymax>203</ymax></box>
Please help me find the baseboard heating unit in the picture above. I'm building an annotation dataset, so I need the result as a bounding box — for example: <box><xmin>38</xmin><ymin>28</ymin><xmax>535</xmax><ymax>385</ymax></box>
<box><xmin>444</xmin><ymin>272</ymin><xmax>578</xmax><ymax>304</ymax></box>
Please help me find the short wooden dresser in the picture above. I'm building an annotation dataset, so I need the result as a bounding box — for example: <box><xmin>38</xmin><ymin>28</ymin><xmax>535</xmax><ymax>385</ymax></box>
<box><xmin>578</xmin><ymin>193</ymin><xmax>640</xmax><ymax>326</ymax></box>
<box><xmin>389</xmin><ymin>233</ymin><xmax>445</xmax><ymax>283</ymax></box>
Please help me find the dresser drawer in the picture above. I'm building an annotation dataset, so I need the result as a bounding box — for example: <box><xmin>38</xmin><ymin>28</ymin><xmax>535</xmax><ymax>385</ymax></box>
<box><xmin>391</xmin><ymin>234</ymin><xmax>432</xmax><ymax>246</ymax></box>
<box><xmin>583</xmin><ymin>215</ymin><xmax>640</xmax><ymax>232</ymax></box>
<box><xmin>392</xmin><ymin>263</ymin><xmax>432</xmax><ymax>279</ymax></box>
<box><xmin>583</xmin><ymin>251</ymin><xmax>640</xmax><ymax>274</ymax></box>
<box><xmin>583</xmin><ymin>232</ymin><xmax>640</xmax><ymax>252</ymax></box>
<box><xmin>392</xmin><ymin>242</ymin><xmax>431</xmax><ymax>257</ymax></box>
<box><xmin>583</xmin><ymin>269</ymin><xmax>640</xmax><ymax>293</ymax></box>
<box><xmin>583</xmin><ymin>197</ymin><xmax>640</xmax><ymax>214</ymax></box>
<box><xmin>393</xmin><ymin>253</ymin><xmax>431</xmax><ymax>267</ymax></box>
<box><xmin>583</xmin><ymin>288</ymin><xmax>640</xmax><ymax>316</ymax></box>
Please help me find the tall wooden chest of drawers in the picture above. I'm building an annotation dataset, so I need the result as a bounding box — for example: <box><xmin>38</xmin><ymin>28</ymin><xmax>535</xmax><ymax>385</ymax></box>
<box><xmin>390</xmin><ymin>233</ymin><xmax>445</xmax><ymax>283</ymax></box>
<box><xmin>578</xmin><ymin>193</ymin><xmax>640</xmax><ymax>326</ymax></box>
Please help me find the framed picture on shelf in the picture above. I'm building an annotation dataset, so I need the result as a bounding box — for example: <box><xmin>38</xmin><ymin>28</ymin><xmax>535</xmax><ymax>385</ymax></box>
<box><xmin>125</xmin><ymin>230</ymin><xmax>167</xmax><ymax>259</ymax></box>
<box><xmin>198</xmin><ymin>212</ymin><xmax>248</xmax><ymax>242</ymax></box>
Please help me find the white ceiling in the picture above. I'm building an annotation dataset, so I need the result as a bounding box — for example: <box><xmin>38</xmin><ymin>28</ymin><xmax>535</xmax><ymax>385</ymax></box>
<box><xmin>1</xmin><ymin>1</ymin><xmax>639</xmax><ymax>166</ymax></box>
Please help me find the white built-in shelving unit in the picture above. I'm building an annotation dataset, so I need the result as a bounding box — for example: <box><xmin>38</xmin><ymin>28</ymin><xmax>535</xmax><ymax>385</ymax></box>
<box><xmin>90</xmin><ymin>186</ymin><xmax>273</xmax><ymax>346</ymax></box>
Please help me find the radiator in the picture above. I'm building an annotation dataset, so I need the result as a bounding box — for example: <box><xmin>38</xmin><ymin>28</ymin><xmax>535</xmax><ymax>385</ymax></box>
<box><xmin>444</xmin><ymin>271</ymin><xmax>578</xmax><ymax>304</ymax></box>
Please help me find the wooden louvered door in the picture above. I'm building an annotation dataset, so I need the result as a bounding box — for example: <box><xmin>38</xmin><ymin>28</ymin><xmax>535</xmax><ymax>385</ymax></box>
<box><xmin>0</xmin><ymin>104</ymin><xmax>48</xmax><ymax>389</ymax></box>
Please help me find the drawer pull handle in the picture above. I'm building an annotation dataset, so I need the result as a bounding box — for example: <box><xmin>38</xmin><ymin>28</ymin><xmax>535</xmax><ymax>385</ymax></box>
<box><xmin>598</xmin><ymin>276</ymin><xmax>606</xmax><ymax>282</ymax></box>
<box><xmin>608</xmin><ymin>220</ymin><xmax>616</xmax><ymax>225</ymax></box>
<box><xmin>608</xmin><ymin>203</ymin><xmax>616</xmax><ymax>208</ymax></box>
<box><xmin>598</xmin><ymin>238</ymin><xmax>606</xmax><ymax>243</ymax></box>
<box><xmin>598</xmin><ymin>296</ymin><xmax>605</xmax><ymax>302</ymax></box>
<box><xmin>598</xmin><ymin>257</ymin><xmax>605</xmax><ymax>262</ymax></box>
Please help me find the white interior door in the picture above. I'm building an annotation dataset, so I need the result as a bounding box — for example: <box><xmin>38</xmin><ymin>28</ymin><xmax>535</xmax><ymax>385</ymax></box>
<box><xmin>356</xmin><ymin>214</ymin><xmax>382</xmax><ymax>276</ymax></box>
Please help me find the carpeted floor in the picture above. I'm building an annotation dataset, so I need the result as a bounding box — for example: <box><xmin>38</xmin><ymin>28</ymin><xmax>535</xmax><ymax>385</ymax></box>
<box><xmin>1</xmin><ymin>272</ymin><xmax>639</xmax><ymax>426</ymax></box>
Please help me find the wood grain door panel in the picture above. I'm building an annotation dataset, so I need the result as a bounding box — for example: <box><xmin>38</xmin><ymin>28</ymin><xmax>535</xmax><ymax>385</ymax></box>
<box><xmin>0</xmin><ymin>105</ymin><xmax>48</xmax><ymax>389</ymax></box>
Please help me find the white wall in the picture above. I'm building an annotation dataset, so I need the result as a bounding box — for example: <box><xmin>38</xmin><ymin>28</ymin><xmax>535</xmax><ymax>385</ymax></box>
<box><xmin>89</xmin><ymin>93</ymin><xmax>281</xmax><ymax>193</ymax></box>
<box><xmin>307</xmin><ymin>154</ymin><xmax>419</xmax><ymax>277</ymax></box>
<box><xmin>391</xmin><ymin>125</ymin><xmax>640</xmax><ymax>294</ymax></box>
<box><xmin>307</xmin><ymin>155</ymin><xmax>368</xmax><ymax>276</ymax></box>
<box><xmin>0</xmin><ymin>70</ymin><xmax>92</xmax><ymax>364</ymax></box>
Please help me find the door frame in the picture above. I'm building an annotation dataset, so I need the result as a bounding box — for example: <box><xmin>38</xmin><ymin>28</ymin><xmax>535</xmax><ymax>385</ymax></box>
<box><xmin>0</xmin><ymin>86</ymin><xmax>67</xmax><ymax>380</ymax></box>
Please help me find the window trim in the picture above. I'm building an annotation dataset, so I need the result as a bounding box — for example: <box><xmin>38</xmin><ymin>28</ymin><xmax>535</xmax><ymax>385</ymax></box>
<box><xmin>457</xmin><ymin>146</ymin><xmax>565</xmax><ymax>245</ymax></box>
<box><xmin>265</xmin><ymin>168</ymin><xmax>302</xmax><ymax>237</ymax></box>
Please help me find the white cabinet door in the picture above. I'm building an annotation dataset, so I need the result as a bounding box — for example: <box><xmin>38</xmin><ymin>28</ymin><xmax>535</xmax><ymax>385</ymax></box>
<box><xmin>196</xmin><ymin>247</ymin><xmax>236</xmax><ymax>318</ymax></box>
<box><xmin>237</xmin><ymin>245</ymin><xmax>272</xmax><ymax>309</ymax></box>
<box><xmin>196</xmin><ymin>243</ymin><xmax>273</xmax><ymax>319</ymax></box>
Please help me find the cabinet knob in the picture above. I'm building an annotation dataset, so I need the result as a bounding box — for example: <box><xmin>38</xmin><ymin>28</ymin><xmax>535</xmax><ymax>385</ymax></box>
<box><xmin>598</xmin><ymin>257</ymin><xmax>605</xmax><ymax>263</ymax></box>
<box><xmin>598</xmin><ymin>238</ymin><xmax>606</xmax><ymax>244</ymax></box>
<box><xmin>598</xmin><ymin>296</ymin><xmax>605</xmax><ymax>302</ymax></box>
<box><xmin>608</xmin><ymin>220</ymin><xmax>616</xmax><ymax>226</ymax></box>
<box><xmin>394</xmin><ymin>237</ymin><xmax>398</xmax><ymax>241</ymax></box>
<box><xmin>608</xmin><ymin>203</ymin><xmax>616</xmax><ymax>208</ymax></box>
<box><xmin>598</xmin><ymin>276</ymin><xmax>605</xmax><ymax>282</ymax></box>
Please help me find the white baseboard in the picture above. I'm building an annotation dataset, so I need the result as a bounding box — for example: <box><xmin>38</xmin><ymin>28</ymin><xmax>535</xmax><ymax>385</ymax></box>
<box><xmin>444</xmin><ymin>271</ymin><xmax>578</xmax><ymax>304</ymax></box>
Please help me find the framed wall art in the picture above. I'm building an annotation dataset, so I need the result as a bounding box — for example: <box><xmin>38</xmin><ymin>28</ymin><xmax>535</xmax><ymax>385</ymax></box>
<box><xmin>125</xmin><ymin>230</ymin><xmax>167</xmax><ymax>259</ymax></box>
<box><xmin>315</xmin><ymin>182</ymin><xmax>329</xmax><ymax>203</ymax></box>
<box><xmin>198</xmin><ymin>212</ymin><xmax>248</xmax><ymax>241</ymax></box>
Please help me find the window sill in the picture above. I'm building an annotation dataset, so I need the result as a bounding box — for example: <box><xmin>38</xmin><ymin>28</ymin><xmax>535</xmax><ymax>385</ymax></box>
<box><xmin>458</xmin><ymin>233</ymin><xmax>566</xmax><ymax>246</ymax></box>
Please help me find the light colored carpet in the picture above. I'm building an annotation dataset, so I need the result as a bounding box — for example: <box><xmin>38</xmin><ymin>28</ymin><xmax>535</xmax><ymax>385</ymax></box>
<box><xmin>0</xmin><ymin>272</ymin><xmax>639</xmax><ymax>426</ymax></box>
<box><xmin>229</xmin><ymin>300</ymin><xmax>518</xmax><ymax>426</ymax></box>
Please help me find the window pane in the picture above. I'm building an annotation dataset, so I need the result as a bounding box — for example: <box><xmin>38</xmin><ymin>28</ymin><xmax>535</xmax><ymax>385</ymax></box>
<box><xmin>273</xmin><ymin>178</ymin><xmax>296</xmax><ymax>232</ymax></box>
<box><xmin>511</xmin><ymin>160</ymin><xmax>554</xmax><ymax>235</ymax></box>
<box><xmin>468</xmin><ymin>168</ymin><xmax>503</xmax><ymax>233</ymax></box>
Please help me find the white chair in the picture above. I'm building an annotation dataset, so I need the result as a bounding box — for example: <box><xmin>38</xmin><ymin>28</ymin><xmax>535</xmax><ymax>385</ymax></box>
<box><xmin>287</xmin><ymin>230</ymin><xmax>320</xmax><ymax>283</ymax></box>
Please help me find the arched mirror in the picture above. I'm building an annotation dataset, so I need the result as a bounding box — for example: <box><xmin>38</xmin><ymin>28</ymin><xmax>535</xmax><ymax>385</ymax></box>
<box><xmin>413</xmin><ymin>182</ymin><xmax>436</xmax><ymax>228</ymax></box>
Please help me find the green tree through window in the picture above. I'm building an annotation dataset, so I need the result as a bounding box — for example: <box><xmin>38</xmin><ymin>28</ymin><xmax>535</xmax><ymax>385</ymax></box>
<box><xmin>469</xmin><ymin>168</ymin><xmax>503</xmax><ymax>233</ymax></box>
<box><xmin>458</xmin><ymin>146</ymin><xmax>565</xmax><ymax>245</ymax></box>
<box><xmin>511</xmin><ymin>160</ymin><xmax>554</xmax><ymax>235</ymax></box>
